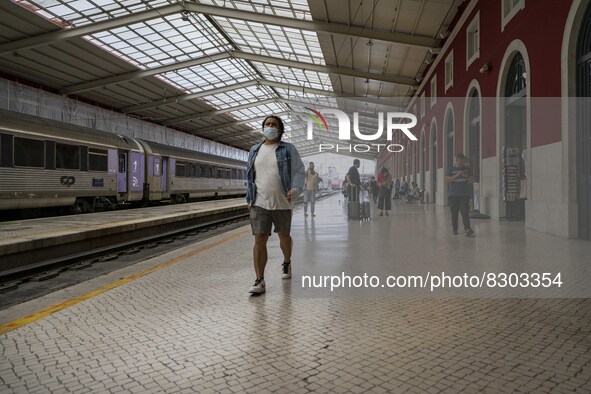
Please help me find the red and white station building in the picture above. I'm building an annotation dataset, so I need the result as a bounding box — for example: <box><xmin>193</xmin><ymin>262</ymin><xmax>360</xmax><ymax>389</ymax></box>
<box><xmin>378</xmin><ymin>0</ymin><xmax>591</xmax><ymax>240</ymax></box>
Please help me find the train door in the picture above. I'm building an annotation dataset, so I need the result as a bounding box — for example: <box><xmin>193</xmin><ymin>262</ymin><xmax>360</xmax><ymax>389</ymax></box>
<box><xmin>128</xmin><ymin>151</ymin><xmax>144</xmax><ymax>201</ymax></box>
<box><xmin>117</xmin><ymin>151</ymin><xmax>127</xmax><ymax>194</ymax></box>
<box><xmin>161</xmin><ymin>157</ymin><xmax>168</xmax><ymax>193</ymax></box>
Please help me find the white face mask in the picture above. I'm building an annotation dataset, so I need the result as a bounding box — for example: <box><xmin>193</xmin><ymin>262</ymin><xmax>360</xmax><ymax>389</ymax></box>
<box><xmin>263</xmin><ymin>127</ymin><xmax>279</xmax><ymax>140</ymax></box>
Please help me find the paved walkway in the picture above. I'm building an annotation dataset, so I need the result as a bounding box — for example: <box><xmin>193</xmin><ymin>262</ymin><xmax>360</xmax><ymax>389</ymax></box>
<box><xmin>1</xmin><ymin>195</ymin><xmax>590</xmax><ymax>393</ymax></box>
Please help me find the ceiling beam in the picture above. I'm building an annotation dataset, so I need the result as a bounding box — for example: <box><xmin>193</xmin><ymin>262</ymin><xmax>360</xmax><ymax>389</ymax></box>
<box><xmin>122</xmin><ymin>80</ymin><xmax>259</xmax><ymax>113</ymax></box>
<box><xmin>61</xmin><ymin>50</ymin><xmax>417</xmax><ymax>95</ymax></box>
<box><xmin>124</xmin><ymin>78</ymin><xmax>404</xmax><ymax>114</ymax></box>
<box><xmin>278</xmin><ymin>98</ymin><xmax>403</xmax><ymax>113</ymax></box>
<box><xmin>190</xmin><ymin>111</ymin><xmax>289</xmax><ymax>134</ymax></box>
<box><xmin>0</xmin><ymin>2</ymin><xmax>439</xmax><ymax>56</ymax></box>
<box><xmin>0</xmin><ymin>4</ymin><xmax>182</xmax><ymax>56</ymax></box>
<box><xmin>163</xmin><ymin>98</ymin><xmax>278</xmax><ymax>126</ymax></box>
<box><xmin>61</xmin><ymin>52</ymin><xmax>231</xmax><ymax>95</ymax></box>
<box><xmin>183</xmin><ymin>3</ymin><xmax>439</xmax><ymax>50</ymax></box>
<box><xmin>233</xmin><ymin>52</ymin><xmax>417</xmax><ymax>87</ymax></box>
<box><xmin>122</xmin><ymin>79</ymin><xmax>337</xmax><ymax>114</ymax></box>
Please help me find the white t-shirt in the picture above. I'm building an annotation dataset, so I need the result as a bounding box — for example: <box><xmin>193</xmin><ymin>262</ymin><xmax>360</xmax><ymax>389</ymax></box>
<box><xmin>304</xmin><ymin>171</ymin><xmax>319</xmax><ymax>191</ymax></box>
<box><xmin>254</xmin><ymin>143</ymin><xmax>291</xmax><ymax>210</ymax></box>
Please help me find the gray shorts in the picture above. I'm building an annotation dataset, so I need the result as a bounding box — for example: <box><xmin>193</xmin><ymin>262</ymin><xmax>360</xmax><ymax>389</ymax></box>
<box><xmin>250</xmin><ymin>206</ymin><xmax>292</xmax><ymax>235</ymax></box>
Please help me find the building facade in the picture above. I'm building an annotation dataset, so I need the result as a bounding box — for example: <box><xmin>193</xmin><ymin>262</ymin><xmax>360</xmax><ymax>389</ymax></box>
<box><xmin>378</xmin><ymin>0</ymin><xmax>591</xmax><ymax>240</ymax></box>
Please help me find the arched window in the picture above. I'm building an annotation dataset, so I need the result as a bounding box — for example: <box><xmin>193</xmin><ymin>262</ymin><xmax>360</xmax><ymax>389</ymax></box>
<box><xmin>503</xmin><ymin>51</ymin><xmax>527</xmax><ymax>220</ymax></box>
<box><xmin>445</xmin><ymin>108</ymin><xmax>455</xmax><ymax>173</ymax></box>
<box><xmin>505</xmin><ymin>53</ymin><xmax>526</xmax><ymax>97</ymax></box>
<box><xmin>576</xmin><ymin>2</ymin><xmax>591</xmax><ymax>239</ymax></box>
<box><xmin>467</xmin><ymin>90</ymin><xmax>481</xmax><ymax>183</ymax></box>
<box><xmin>430</xmin><ymin>121</ymin><xmax>438</xmax><ymax>204</ymax></box>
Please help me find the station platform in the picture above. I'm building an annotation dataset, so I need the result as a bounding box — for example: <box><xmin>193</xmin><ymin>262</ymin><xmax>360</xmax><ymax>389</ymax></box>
<box><xmin>0</xmin><ymin>199</ymin><xmax>247</xmax><ymax>274</ymax></box>
<box><xmin>1</xmin><ymin>194</ymin><xmax>591</xmax><ymax>393</ymax></box>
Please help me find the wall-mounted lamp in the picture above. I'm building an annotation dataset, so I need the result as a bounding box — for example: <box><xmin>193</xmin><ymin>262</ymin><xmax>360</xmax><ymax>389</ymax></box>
<box><xmin>479</xmin><ymin>62</ymin><xmax>491</xmax><ymax>74</ymax></box>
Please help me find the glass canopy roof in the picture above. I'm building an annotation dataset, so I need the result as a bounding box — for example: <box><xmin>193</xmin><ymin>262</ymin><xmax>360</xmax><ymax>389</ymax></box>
<box><xmin>14</xmin><ymin>0</ymin><xmax>332</xmax><ymax>128</ymax></box>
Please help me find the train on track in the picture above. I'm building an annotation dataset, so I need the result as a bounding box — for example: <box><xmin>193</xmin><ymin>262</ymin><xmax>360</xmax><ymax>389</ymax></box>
<box><xmin>0</xmin><ymin>109</ymin><xmax>247</xmax><ymax>213</ymax></box>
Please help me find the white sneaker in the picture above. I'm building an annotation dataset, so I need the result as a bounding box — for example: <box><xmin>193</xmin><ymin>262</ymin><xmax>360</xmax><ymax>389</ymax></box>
<box><xmin>282</xmin><ymin>262</ymin><xmax>291</xmax><ymax>279</ymax></box>
<box><xmin>248</xmin><ymin>277</ymin><xmax>266</xmax><ymax>293</ymax></box>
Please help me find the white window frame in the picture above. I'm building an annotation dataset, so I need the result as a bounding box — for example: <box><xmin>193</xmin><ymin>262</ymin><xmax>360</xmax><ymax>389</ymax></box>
<box><xmin>430</xmin><ymin>75</ymin><xmax>437</xmax><ymax>107</ymax></box>
<box><xmin>420</xmin><ymin>92</ymin><xmax>426</xmax><ymax>119</ymax></box>
<box><xmin>445</xmin><ymin>50</ymin><xmax>454</xmax><ymax>92</ymax></box>
<box><xmin>502</xmin><ymin>0</ymin><xmax>526</xmax><ymax>32</ymax></box>
<box><xmin>466</xmin><ymin>12</ymin><xmax>480</xmax><ymax>70</ymax></box>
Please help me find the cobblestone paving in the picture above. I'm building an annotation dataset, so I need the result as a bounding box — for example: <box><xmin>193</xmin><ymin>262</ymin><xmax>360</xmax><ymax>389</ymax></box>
<box><xmin>1</xmin><ymin>197</ymin><xmax>591</xmax><ymax>393</ymax></box>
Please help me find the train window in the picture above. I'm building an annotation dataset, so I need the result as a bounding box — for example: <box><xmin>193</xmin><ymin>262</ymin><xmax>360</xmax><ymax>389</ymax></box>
<box><xmin>208</xmin><ymin>166</ymin><xmax>215</xmax><ymax>178</ymax></box>
<box><xmin>175</xmin><ymin>162</ymin><xmax>186</xmax><ymax>177</ymax></box>
<box><xmin>14</xmin><ymin>137</ymin><xmax>44</xmax><ymax>168</ymax></box>
<box><xmin>88</xmin><ymin>148</ymin><xmax>108</xmax><ymax>171</ymax></box>
<box><xmin>231</xmin><ymin>168</ymin><xmax>237</xmax><ymax>179</ymax></box>
<box><xmin>217</xmin><ymin>167</ymin><xmax>224</xmax><ymax>178</ymax></box>
<box><xmin>118</xmin><ymin>153</ymin><xmax>126</xmax><ymax>173</ymax></box>
<box><xmin>153</xmin><ymin>158</ymin><xmax>161</xmax><ymax>176</ymax></box>
<box><xmin>200</xmin><ymin>164</ymin><xmax>207</xmax><ymax>177</ymax></box>
<box><xmin>56</xmin><ymin>143</ymin><xmax>80</xmax><ymax>170</ymax></box>
<box><xmin>190</xmin><ymin>163</ymin><xmax>198</xmax><ymax>178</ymax></box>
<box><xmin>225</xmin><ymin>168</ymin><xmax>231</xmax><ymax>179</ymax></box>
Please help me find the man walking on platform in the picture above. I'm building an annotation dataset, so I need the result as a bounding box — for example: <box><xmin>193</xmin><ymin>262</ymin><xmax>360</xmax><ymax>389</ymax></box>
<box><xmin>246</xmin><ymin>115</ymin><xmax>305</xmax><ymax>294</ymax></box>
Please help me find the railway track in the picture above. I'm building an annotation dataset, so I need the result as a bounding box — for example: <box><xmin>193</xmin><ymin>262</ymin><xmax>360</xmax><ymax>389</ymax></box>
<box><xmin>0</xmin><ymin>208</ymin><xmax>249</xmax><ymax>290</ymax></box>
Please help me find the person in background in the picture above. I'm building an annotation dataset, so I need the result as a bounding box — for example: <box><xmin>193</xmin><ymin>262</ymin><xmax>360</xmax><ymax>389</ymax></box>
<box><xmin>393</xmin><ymin>177</ymin><xmax>401</xmax><ymax>199</ymax></box>
<box><xmin>346</xmin><ymin>159</ymin><xmax>361</xmax><ymax>202</ymax></box>
<box><xmin>445</xmin><ymin>153</ymin><xmax>474</xmax><ymax>236</ymax></box>
<box><xmin>303</xmin><ymin>162</ymin><xmax>319</xmax><ymax>217</ymax></box>
<box><xmin>246</xmin><ymin>115</ymin><xmax>305</xmax><ymax>294</ymax></box>
<box><xmin>377</xmin><ymin>167</ymin><xmax>393</xmax><ymax>216</ymax></box>
<box><xmin>399</xmin><ymin>177</ymin><xmax>409</xmax><ymax>199</ymax></box>
<box><xmin>369</xmin><ymin>176</ymin><xmax>378</xmax><ymax>203</ymax></box>
<box><xmin>408</xmin><ymin>181</ymin><xmax>421</xmax><ymax>202</ymax></box>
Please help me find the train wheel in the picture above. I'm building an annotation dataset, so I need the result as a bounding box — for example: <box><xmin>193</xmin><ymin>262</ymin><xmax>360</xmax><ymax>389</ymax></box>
<box><xmin>72</xmin><ymin>199</ymin><xmax>92</xmax><ymax>214</ymax></box>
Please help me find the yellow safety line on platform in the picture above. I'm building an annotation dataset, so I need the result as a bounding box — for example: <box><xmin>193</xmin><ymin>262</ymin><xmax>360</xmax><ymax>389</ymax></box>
<box><xmin>0</xmin><ymin>229</ymin><xmax>250</xmax><ymax>336</ymax></box>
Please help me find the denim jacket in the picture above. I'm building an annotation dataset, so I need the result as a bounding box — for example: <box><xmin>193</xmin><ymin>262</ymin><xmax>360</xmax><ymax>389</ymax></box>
<box><xmin>246</xmin><ymin>140</ymin><xmax>305</xmax><ymax>206</ymax></box>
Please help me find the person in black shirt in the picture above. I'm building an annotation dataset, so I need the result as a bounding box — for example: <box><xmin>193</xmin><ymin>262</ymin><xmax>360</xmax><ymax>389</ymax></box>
<box><xmin>445</xmin><ymin>153</ymin><xmax>474</xmax><ymax>236</ymax></box>
<box><xmin>346</xmin><ymin>159</ymin><xmax>361</xmax><ymax>202</ymax></box>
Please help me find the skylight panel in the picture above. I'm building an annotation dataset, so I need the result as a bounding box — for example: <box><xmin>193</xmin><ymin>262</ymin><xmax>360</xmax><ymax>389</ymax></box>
<box><xmin>231</xmin><ymin>102</ymin><xmax>288</xmax><ymax>120</ymax></box>
<box><xmin>14</xmin><ymin>0</ymin><xmax>170</xmax><ymax>26</ymax></box>
<box><xmin>254</xmin><ymin>63</ymin><xmax>334</xmax><ymax>91</ymax></box>
<box><xmin>214</xmin><ymin>19</ymin><xmax>324</xmax><ymax>65</ymax></box>
<box><xmin>86</xmin><ymin>13</ymin><xmax>230</xmax><ymax>68</ymax></box>
<box><xmin>202</xmin><ymin>85</ymin><xmax>276</xmax><ymax>109</ymax></box>
<box><xmin>160</xmin><ymin>58</ymin><xmax>255</xmax><ymax>94</ymax></box>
